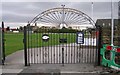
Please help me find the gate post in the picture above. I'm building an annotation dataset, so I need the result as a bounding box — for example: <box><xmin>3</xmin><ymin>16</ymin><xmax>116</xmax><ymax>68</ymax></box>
<box><xmin>97</xmin><ymin>25</ymin><xmax>102</xmax><ymax>66</ymax></box>
<box><xmin>23</xmin><ymin>26</ymin><xmax>28</xmax><ymax>66</ymax></box>
<box><xmin>2</xmin><ymin>21</ymin><xmax>5</xmax><ymax>65</ymax></box>
<box><xmin>0</xmin><ymin>27</ymin><xmax>2</xmax><ymax>65</ymax></box>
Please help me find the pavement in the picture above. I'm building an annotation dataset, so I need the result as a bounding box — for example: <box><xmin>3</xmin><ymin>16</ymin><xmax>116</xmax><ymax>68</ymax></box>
<box><xmin>2</xmin><ymin>41</ymin><xmax>117</xmax><ymax>75</ymax></box>
<box><xmin>19</xmin><ymin>64</ymin><xmax>104</xmax><ymax>75</ymax></box>
<box><xmin>0</xmin><ymin>65</ymin><xmax>2</xmax><ymax>75</ymax></box>
<box><xmin>2</xmin><ymin>50</ymin><xmax>25</xmax><ymax>74</ymax></box>
<box><xmin>1</xmin><ymin>50</ymin><xmax>106</xmax><ymax>75</ymax></box>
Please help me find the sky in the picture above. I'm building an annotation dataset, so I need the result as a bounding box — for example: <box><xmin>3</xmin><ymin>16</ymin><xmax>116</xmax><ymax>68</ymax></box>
<box><xmin>1</xmin><ymin>1</ymin><xmax>119</xmax><ymax>28</ymax></box>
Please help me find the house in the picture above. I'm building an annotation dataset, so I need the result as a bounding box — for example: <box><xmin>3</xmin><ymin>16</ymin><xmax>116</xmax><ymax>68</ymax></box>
<box><xmin>96</xmin><ymin>19</ymin><xmax>120</xmax><ymax>27</ymax></box>
<box><xmin>10</xmin><ymin>28</ymin><xmax>19</xmax><ymax>33</ymax></box>
<box><xmin>95</xmin><ymin>19</ymin><xmax>120</xmax><ymax>46</ymax></box>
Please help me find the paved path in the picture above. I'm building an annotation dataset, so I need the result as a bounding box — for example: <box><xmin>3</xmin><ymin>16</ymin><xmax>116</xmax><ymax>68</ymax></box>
<box><xmin>19</xmin><ymin>64</ymin><xmax>103</xmax><ymax>75</ymax></box>
<box><xmin>2</xmin><ymin>50</ymin><xmax>25</xmax><ymax>73</ymax></box>
<box><xmin>2</xmin><ymin>50</ymin><xmax>103</xmax><ymax>74</ymax></box>
<box><xmin>2</xmin><ymin>42</ymin><xmax>104</xmax><ymax>74</ymax></box>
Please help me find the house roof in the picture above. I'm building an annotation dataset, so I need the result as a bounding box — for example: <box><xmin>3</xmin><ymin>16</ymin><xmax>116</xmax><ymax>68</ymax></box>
<box><xmin>95</xmin><ymin>19</ymin><xmax>120</xmax><ymax>26</ymax></box>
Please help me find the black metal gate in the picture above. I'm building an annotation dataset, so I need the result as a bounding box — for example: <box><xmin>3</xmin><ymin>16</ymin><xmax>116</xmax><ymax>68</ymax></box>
<box><xmin>24</xmin><ymin>25</ymin><xmax>101</xmax><ymax>66</ymax></box>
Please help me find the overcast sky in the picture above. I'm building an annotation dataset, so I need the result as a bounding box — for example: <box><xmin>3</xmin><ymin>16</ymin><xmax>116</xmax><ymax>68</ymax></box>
<box><xmin>1</xmin><ymin>2</ymin><xmax>119</xmax><ymax>28</ymax></box>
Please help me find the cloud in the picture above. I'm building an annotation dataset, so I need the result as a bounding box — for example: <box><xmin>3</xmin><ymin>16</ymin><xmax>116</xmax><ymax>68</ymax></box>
<box><xmin>1</xmin><ymin>2</ymin><xmax>118</xmax><ymax>28</ymax></box>
<box><xmin>4</xmin><ymin>23</ymin><xmax>28</xmax><ymax>28</ymax></box>
<box><xmin>3</xmin><ymin>12</ymin><xmax>33</xmax><ymax>23</ymax></box>
<box><xmin>1</xmin><ymin>0</ymin><xmax>120</xmax><ymax>2</ymax></box>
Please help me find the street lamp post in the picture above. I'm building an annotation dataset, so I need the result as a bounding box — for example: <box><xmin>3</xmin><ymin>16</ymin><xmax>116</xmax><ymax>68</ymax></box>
<box><xmin>91</xmin><ymin>2</ymin><xmax>94</xmax><ymax>20</ymax></box>
<box><xmin>61</xmin><ymin>5</ymin><xmax>65</xmax><ymax>66</ymax></box>
<box><xmin>61</xmin><ymin>5</ymin><xmax>65</xmax><ymax>24</ymax></box>
<box><xmin>111</xmin><ymin>0</ymin><xmax>114</xmax><ymax>46</ymax></box>
<box><xmin>111</xmin><ymin>0</ymin><xmax>114</xmax><ymax>60</ymax></box>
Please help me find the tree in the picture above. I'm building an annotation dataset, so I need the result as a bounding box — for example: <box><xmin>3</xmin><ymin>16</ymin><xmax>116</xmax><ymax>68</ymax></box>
<box><xmin>6</xmin><ymin>26</ymin><xmax>10</xmax><ymax>31</ymax></box>
<box><xmin>19</xmin><ymin>26</ymin><xmax>23</xmax><ymax>32</ymax></box>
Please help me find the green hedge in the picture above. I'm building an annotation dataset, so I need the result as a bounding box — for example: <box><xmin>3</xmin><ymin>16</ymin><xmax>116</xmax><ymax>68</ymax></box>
<box><xmin>34</xmin><ymin>27</ymin><xmax>79</xmax><ymax>33</ymax></box>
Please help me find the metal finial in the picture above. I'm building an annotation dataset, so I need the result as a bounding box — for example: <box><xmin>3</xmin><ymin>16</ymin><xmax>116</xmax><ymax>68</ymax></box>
<box><xmin>61</xmin><ymin>5</ymin><xmax>65</xmax><ymax>8</ymax></box>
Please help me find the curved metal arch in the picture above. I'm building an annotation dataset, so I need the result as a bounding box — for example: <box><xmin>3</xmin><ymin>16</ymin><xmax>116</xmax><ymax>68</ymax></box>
<box><xmin>29</xmin><ymin>7</ymin><xmax>96</xmax><ymax>28</ymax></box>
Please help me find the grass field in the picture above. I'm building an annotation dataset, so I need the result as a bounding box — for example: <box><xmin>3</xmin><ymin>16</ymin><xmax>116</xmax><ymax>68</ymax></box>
<box><xmin>5</xmin><ymin>32</ymin><xmax>76</xmax><ymax>55</ymax></box>
<box><xmin>28</xmin><ymin>33</ymin><xmax>76</xmax><ymax>47</ymax></box>
<box><xmin>5</xmin><ymin>33</ymin><xmax>24</xmax><ymax>55</ymax></box>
